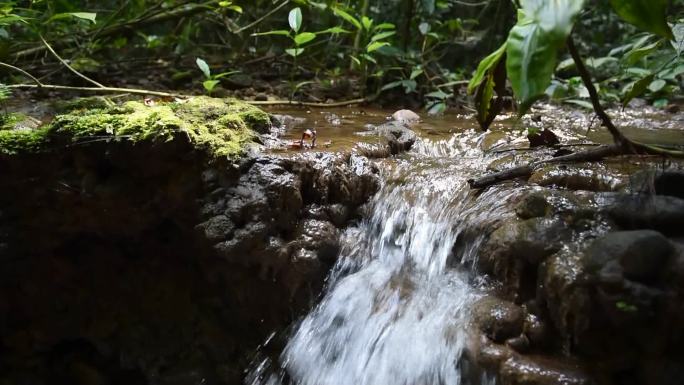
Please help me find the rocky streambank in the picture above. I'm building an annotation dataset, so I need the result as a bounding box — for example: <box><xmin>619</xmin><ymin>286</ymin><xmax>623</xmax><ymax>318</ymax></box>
<box><xmin>0</xmin><ymin>97</ymin><xmax>380</xmax><ymax>385</ymax></box>
<box><xmin>466</xmin><ymin>158</ymin><xmax>684</xmax><ymax>385</ymax></box>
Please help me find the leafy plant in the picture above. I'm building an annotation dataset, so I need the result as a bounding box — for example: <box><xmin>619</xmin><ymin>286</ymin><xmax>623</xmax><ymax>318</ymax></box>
<box><xmin>195</xmin><ymin>58</ymin><xmax>239</xmax><ymax>94</ymax></box>
<box><xmin>469</xmin><ymin>0</ymin><xmax>677</xmax><ymax>128</ymax></box>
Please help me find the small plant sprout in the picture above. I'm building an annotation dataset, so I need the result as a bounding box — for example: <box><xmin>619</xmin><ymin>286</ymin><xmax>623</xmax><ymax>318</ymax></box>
<box><xmin>195</xmin><ymin>58</ymin><xmax>239</xmax><ymax>94</ymax></box>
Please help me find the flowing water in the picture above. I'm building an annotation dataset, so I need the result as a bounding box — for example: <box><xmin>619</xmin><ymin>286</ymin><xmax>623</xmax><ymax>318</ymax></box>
<box><xmin>248</xmin><ymin>109</ymin><xmax>526</xmax><ymax>385</ymax></box>
<box><xmin>249</xmin><ymin>104</ymin><xmax>683</xmax><ymax>385</ymax></box>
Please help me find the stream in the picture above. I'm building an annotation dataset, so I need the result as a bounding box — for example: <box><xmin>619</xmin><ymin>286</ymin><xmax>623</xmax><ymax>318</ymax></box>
<box><xmin>246</xmin><ymin>106</ymin><xmax>610</xmax><ymax>385</ymax></box>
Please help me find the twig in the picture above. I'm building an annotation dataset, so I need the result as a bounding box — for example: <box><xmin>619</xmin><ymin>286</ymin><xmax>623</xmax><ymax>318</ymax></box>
<box><xmin>7</xmin><ymin>83</ymin><xmax>185</xmax><ymax>98</ymax></box>
<box><xmin>0</xmin><ymin>61</ymin><xmax>44</xmax><ymax>86</ymax></box>
<box><xmin>567</xmin><ymin>36</ymin><xmax>630</xmax><ymax>149</ymax></box>
<box><xmin>40</xmin><ymin>35</ymin><xmax>105</xmax><ymax>88</ymax></box>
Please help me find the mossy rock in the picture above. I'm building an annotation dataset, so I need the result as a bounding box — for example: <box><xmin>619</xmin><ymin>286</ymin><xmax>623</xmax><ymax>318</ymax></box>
<box><xmin>0</xmin><ymin>96</ymin><xmax>271</xmax><ymax>158</ymax></box>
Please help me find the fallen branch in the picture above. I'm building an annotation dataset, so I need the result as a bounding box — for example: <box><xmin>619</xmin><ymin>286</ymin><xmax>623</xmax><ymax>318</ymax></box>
<box><xmin>468</xmin><ymin>144</ymin><xmax>621</xmax><ymax>188</ymax></box>
<box><xmin>40</xmin><ymin>35</ymin><xmax>105</xmax><ymax>88</ymax></box>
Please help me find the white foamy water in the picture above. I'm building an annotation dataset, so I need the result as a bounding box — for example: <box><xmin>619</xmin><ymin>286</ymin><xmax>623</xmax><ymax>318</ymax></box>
<box><xmin>248</xmin><ymin>132</ymin><xmax>513</xmax><ymax>385</ymax></box>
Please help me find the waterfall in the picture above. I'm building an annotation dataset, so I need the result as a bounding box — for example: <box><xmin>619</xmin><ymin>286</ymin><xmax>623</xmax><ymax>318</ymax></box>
<box><xmin>249</xmin><ymin>130</ymin><xmax>515</xmax><ymax>385</ymax></box>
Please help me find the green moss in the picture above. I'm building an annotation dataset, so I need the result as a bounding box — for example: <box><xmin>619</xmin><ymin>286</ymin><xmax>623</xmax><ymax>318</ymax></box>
<box><xmin>1</xmin><ymin>113</ymin><xmax>29</xmax><ymax>130</ymax></box>
<box><xmin>0</xmin><ymin>128</ymin><xmax>49</xmax><ymax>155</ymax></box>
<box><xmin>52</xmin><ymin>96</ymin><xmax>115</xmax><ymax>113</ymax></box>
<box><xmin>39</xmin><ymin>96</ymin><xmax>265</xmax><ymax>159</ymax></box>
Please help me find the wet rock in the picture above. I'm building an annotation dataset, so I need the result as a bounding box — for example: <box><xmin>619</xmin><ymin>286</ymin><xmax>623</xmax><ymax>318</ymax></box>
<box><xmin>391</xmin><ymin>109</ymin><xmax>420</xmax><ymax>123</ymax></box>
<box><xmin>500</xmin><ymin>355</ymin><xmax>593</xmax><ymax>385</ymax></box>
<box><xmin>523</xmin><ymin>313</ymin><xmax>548</xmax><ymax>349</ymax></box>
<box><xmin>374</xmin><ymin>121</ymin><xmax>417</xmax><ymax>154</ymax></box>
<box><xmin>473</xmin><ymin>296</ymin><xmax>525</xmax><ymax>343</ymax></box>
<box><xmin>354</xmin><ymin>142</ymin><xmax>392</xmax><ymax>158</ymax></box>
<box><xmin>515</xmin><ymin>192</ymin><xmax>551</xmax><ymax>219</ymax></box>
<box><xmin>585</xmin><ymin>230</ymin><xmax>674</xmax><ymax>284</ymax></box>
<box><xmin>529</xmin><ymin>164</ymin><xmax>626</xmax><ymax>191</ymax></box>
<box><xmin>505</xmin><ymin>334</ymin><xmax>530</xmax><ymax>353</ymax></box>
<box><xmin>629</xmin><ymin>169</ymin><xmax>684</xmax><ymax>200</ymax></box>
<box><xmin>605</xmin><ymin>194</ymin><xmax>684</xmax><ymax>235</ymax></box>
<box><xmin>223</xmin><ymin>73</ymin><xmax>253</xmax><ymax>89</ymax></box>
<box><xmin>480</xmin><ymin>217</ymin><xmax>570</xmax><ymax>301</ymax></box>
<box><xmin>270</xmin><ymin>114</ymin><xmax>306</xmax><ymax>130</ymax></box>
<box><xmin>480</xmin><ymin>130</ymin><xmax>508</xmax><ymax>151</ymax></box>
<box><xmin>254</xmin><ymin>93</ymin><xmax>268</xmax><ymax>101</ymax></box>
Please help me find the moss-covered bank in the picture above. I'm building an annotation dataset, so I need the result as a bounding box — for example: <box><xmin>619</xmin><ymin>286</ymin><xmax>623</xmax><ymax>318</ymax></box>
<box><xmin>0</xmin><ymin>96</ymin><xmax>270</xmax><ymax>158</ymax></box>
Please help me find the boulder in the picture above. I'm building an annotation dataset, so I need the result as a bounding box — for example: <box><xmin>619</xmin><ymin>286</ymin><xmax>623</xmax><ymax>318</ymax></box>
<box><xmin>605</xmin><ymin>194</ymin><xmax>684</xmax><ymax>235</ymax></box>
<box><xmin>391</xmin><ymin>109</ymin><xmax>420</xmax><ymax>123</ymax></box>
<box><xmin>375</xmin><ymin>121</ymin><xmax>418</xmax><ymax>154</ymax></box>
<box><xmin>473</xmin><ymin>296</ymin><xmax>525</xmax><ymax>343</ymax></box>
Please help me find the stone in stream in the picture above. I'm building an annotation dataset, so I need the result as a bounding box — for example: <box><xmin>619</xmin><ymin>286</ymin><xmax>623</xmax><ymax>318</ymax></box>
<box><xmin>375</xmin><ymin>120</ymin><xmax>418</xmax><ymax>154</ymax></box>
<box><xmin>515</xmin><ymin>192</ymin><xmax>552</xmax><ymax>219</ymax></box>
<box><xmin>391</xmin><ymin>109</ymin><xmax>420</xmax><ymax>124</ymax></box>
<box><xmin>584</xmin><ymin>230</ymin><xmax>675</xmax><ymax>284</ymax></box>
<box><xmin>604</xmin><ymin>193</ymin><xmax>684</xmax><ymax>235</ymax></box>
<box><xmin>472</xmin><ymin>296</ymin><xmax>525</xmax><ymax>343</ymax></box>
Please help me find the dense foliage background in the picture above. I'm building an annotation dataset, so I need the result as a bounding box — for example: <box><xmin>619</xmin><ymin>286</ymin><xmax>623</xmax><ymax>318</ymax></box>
<box><xmin>1</xmin><ymin>0</ymin><xmax>683</xmax><ymax>112</ymax></box>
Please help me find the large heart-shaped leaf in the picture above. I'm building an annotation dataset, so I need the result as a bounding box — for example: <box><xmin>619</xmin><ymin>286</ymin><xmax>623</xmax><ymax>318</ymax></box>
<box><xmin>521</xmin><ymin>0</ymin><xmax>584</xmax><ymax>38</ymax></box>
<box><xmin>609</xmin><ymin>0</ymin><xmax>673</xmax><ymax>40</ymax></box>
<box><xmin>505</xmin><ymin>1</ymin><xmax>585</xmax><ymax>114</ymax></box>
<box><xmin>506</xmin><ymin>21</ymin><xmax>560</xmax><ymax>114</ymax></box>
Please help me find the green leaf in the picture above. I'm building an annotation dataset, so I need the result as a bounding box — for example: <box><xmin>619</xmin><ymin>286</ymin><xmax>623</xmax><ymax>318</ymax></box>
<box><xmin>622</xmin><ymin>73</ymin><xmax>654</xmax><ymax>107</ymax></box>
<box><xmin>374</xmin><ymin>23</ymin><xmax>395</xmax><ymax>31</ymax></box>
<box><xmin>366</xmin><ymin>41</ymin><xmax>389</xmax><ymax>53</ymax></box>
<box><xmin>288</xmin><ymin>7</ymin><xmax>302</xmax><ymax>33</ymax></box>
<box><xmin>196</xmin><ymin>58</ymin><xmax>211</xmax><ymax>78</ymax></box>
<box><xmin>333</xmin><ymin>7</ymin><xmax>361</xmax><ymax>30</ymax></box>
<box><xmin>623</xmin><ymin>40</ymin><xmax>660</xmax><ymax>65</ymax></box>
<box><xmin>317</xmin><ymin>26</ymin><xmax>350</xmax><ymax>34</ymax></box>
<box><xmin>653</xmin><ymin>98</ymin><xmax>668</xmax><ymax>108</ymax></box>
<box><xmin>648</xmin><ymin>79</ymin><xmax>666</xmax><ymax>92</ymax></box>
<box><xmin>203</xmin><ymin>80</ymin><xmax>220</xmax><ymax>93</ymax></box>
<box><xmin>294</xmin><ymin>32</ymin><xmax>316</xmax><ymax>46</ymax></box>
<box><xmin>671</xmin><ymin>22</ymin><xmax>684</xmax><ymax>54</ymax></box>
<box><xmin>521</xmin><ymin>0</ymin><xmax>584</xmax><ymax>38</ymax></box>
<box><xmin>285</xmin><ymin>48</ymin><xmax>304</xmax><ymax>57</ymax></box>
<box><xmin>564</xmin><ymin>99</ymin><xmax>593</xmax><ymax>109</ymax></box>
<box><xmin>419</xmin><ymin>22</ymin><xmax>430</xmax><ymax>35</ymax></box>
<box><xmin>371</xmin><ymin>31</ymin><xmax>396</xmax><ymax>42</ymax></box>
<box><xmin>48</xmin><ymin>12</ymin><xmax>97</xmax><ymax>24</ymax></box>
<box><xmin>505</xmin><ymin>1</ymin><xmax>585</xmax><ymax>114</ymax></box>
<box><xmin>506</xmin><ymin>22</ymin><xmax>560</xmax><ymax>113</ymax></box>
<box><xmin>427</xmin><ymin>101</ymin><xmax>446</xmax><ymax>115</ymax></box>
<box><xmin>468</xmin><ymin>42</ymin><xmax>506</xmax><ymax>94</ymax></box>
<box><xmin>410</xmin><ymin>67</ymin><xmax>423</xmax><ymax>80</ymax></box>
<box><xmin>609</xmin><ymin>0</ymin><xmax>673</xmax><ymax>40</ymax></box>
<box><xmin>361</xmin><ymin>16</ymin><xmax>373</xmax><ymax>31</ymax></box>
<box><xmin>251</xmin><ymin>30</ymin><xmax>290</xmax><ymax>36</ymax></box>
<box><xmin>425</xmin><ymin>90</ymin><xmax>450</xmax><ymax>99</ymax></box>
